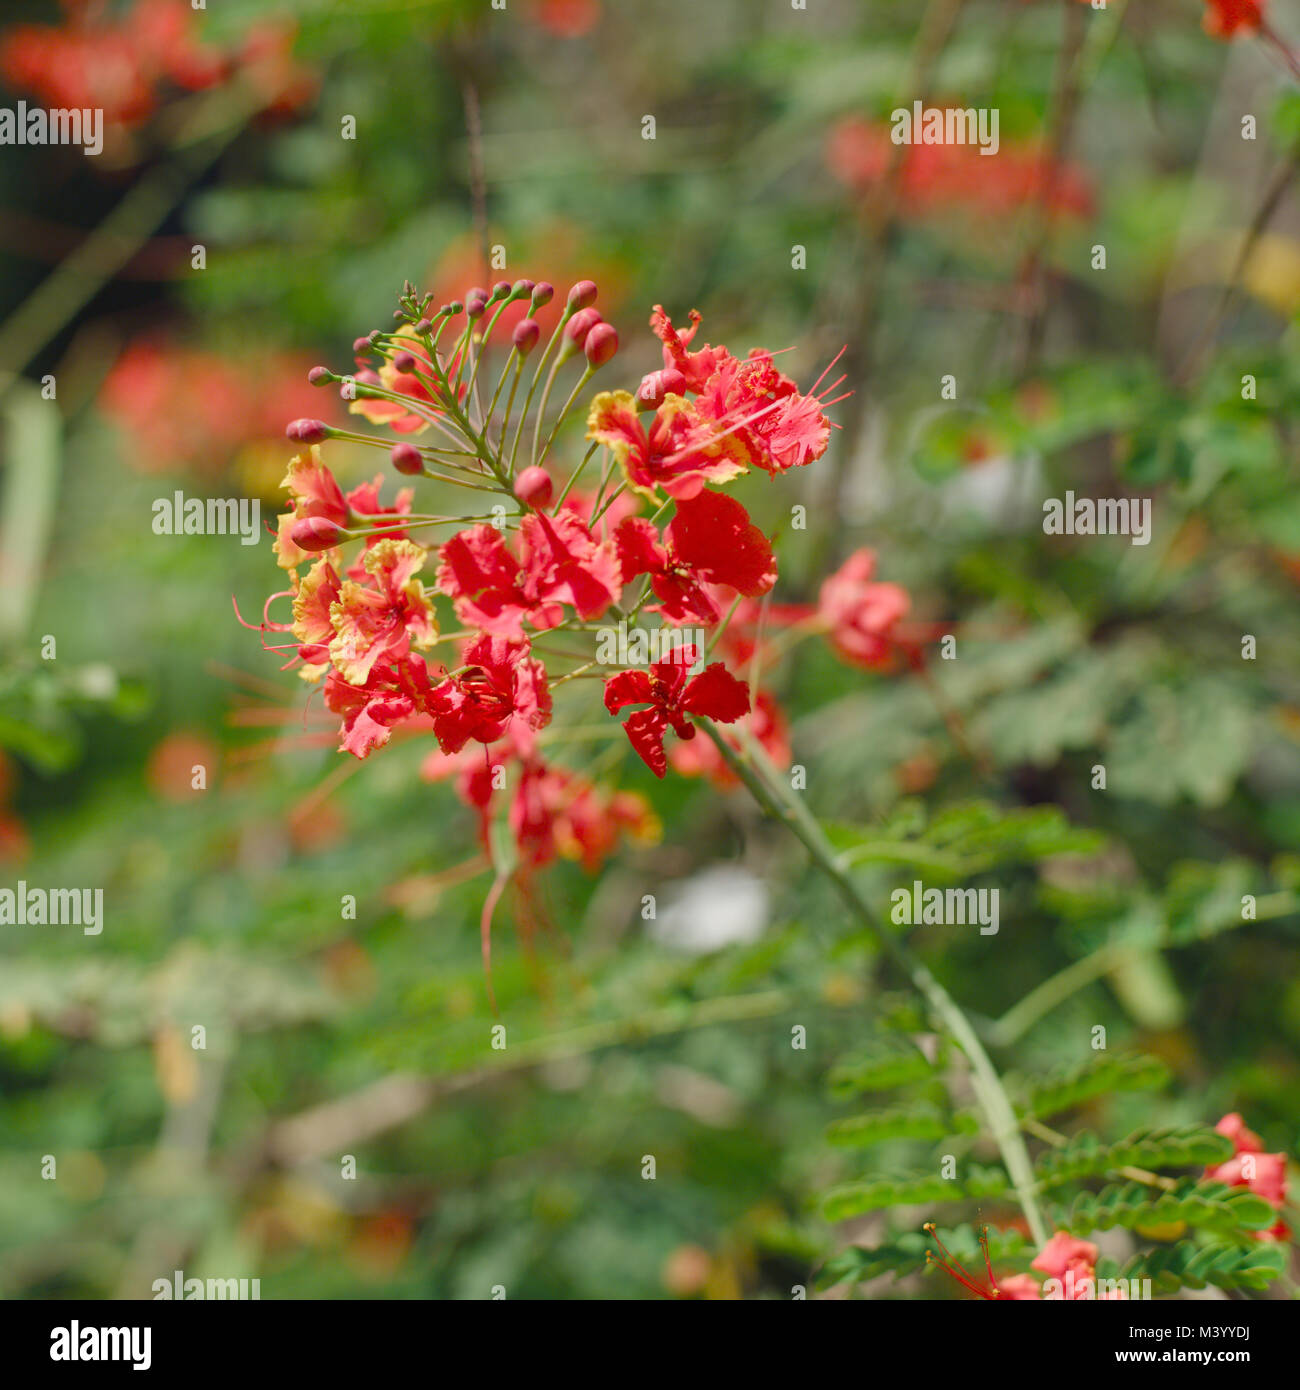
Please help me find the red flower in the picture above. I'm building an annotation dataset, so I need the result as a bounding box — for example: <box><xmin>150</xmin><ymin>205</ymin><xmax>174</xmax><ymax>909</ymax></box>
<box><xmin>429</xmin><ymin>634</ymin><xmax>552</xmax><ymax>757</ymax></box>
<box><xmin>604</xmin><ymin>646</ymin><xmax>750</xmax><ymax>777</ymax></box>
<box><xmin>1203</xmin><ymin>0</ymin><xmax>1265</xmax><ymax>38</ymax></box>
<box><xmin>324</xmin><ymin>656</ymin><xmax>433</xmax><ymax>760</ymax></box>
<box><xmin>328</xmin><ymin>539</ymin><xmax>438</xmax><ymax>685</ymax></box>
<box><xmin>290</xmin><ymin>558</ymin><xmax>341</xmax><ymax>670</ymax></box>
<box><xmin>818</xmin><ymin>548</ymin><xmax>911</xmax><ymax>669</ymax></box>
<box><xmin>586</xmin><ymin>390</ymin><xmax>750</xmax><ymax>502</ymax></box>
<box><xmin>510</xmin><ymin>760</ymin><xmax>657</xmax><ymax>871</ymax></box>
<box><xmin>437</xmin><ymin>512</ymin><xmax>621</xmax><ymax>639</ymax></box>
<box><xmin>692</xmin><ymin>351</ymin><xmax>832</xmax><ymax>475</ymax></box>
<box><xmin>615</xmin><ymin>489</ymin><xmax>776</xmax><ymax>625</ymax></box>
<box><xmin>1205</xmin><ymin>1112</ymin><xmax>1290</xmax><ymax>1239</ymax></box>
<box><xmin>649</xmin><ymin>306</ymin><xmax>735</xmax><ymax>394</ymax></box>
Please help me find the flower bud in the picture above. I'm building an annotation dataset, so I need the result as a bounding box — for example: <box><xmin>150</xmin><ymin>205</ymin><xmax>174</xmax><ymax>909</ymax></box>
<box><xmin>291</xmin><ymin>515</ymin><xmax>345</xmax><ymax>551</ymax></box>
<box><xmin>515</xmin><ymin>465</ymin><xmax>553</xmax><ymax>508</ymax></box>
<box><xmin>445</xmin><ymin>300</ymin><xmax>464</xmax><ymax>317</ymax></box>
<box><xmin>512</xmin><ymin>278</ymin><xmax>535</xmax><ymax>299</ymax></box>
<box><xmin>465</xmin><ymin>291</ymin><xmax>488</xmax><ymax>320</ymax></box>
<box><xmin>661</xmin><ymin>367</ymin><xmax>687</xmax><ymax>397</ymax></box>
<box><xmin>566</xmin><ymin>280</ymin><xmax>598</xmax><ymax>311</ymax></box>
<box><xmin>491</xmin><ymin>281</ymin><xmax>512</xmax><ymax>302</ymax></box>
<box><xmin>512</xmin><ymin>318</ymin><xmax>541</xmax><ymax>355</ymax></box>
<box><xmin>636</xmin><ymin>370</ymin><xmax>666</xmax><ymax>410</ymax></box>
<box><xmin>353</xmin><ymin>336</ymin><xmax>373</xmax><ymax>355</ymax></box>
<box><xmin>307</xmin><ymin>366</ymin><xmax>334</xmax><ymax>386</ymax></box>
<box><xmin>390</xmin><ymin>442</ymin><xmax>424</xmax><ymax>476</ymax></box>
<box><xmin>392</xmin><ymin>350</ymin><xmax>418</xmax><ymax>373</ymax></box>
<box><xmin>584</xmin><ymin>322</ymin><xmax>618</xmax><ymax>368</ymax></box>
<box><xmin>531</xmin><ymin>282</ymin><xmax>554</xmax><ymax>308</ymax></box>
<box><xmin>414</xmin><ymin>318</ymin><xmax>433</xmax><ymax>335</ymax></box>
<box><xmin>563</xmin><ymin>307</ymin><xmax>602</xmax><ymax>349</ymax></box>
<box><xmin>286</xmin><ymin>418</ymin><xmax>330</xmax><ymax>444</ymax></box>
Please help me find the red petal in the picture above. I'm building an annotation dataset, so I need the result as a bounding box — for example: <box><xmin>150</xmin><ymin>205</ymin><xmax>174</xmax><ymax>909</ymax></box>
<box><xmin>668</xmin><ymin>489</ymin><xmax>776</xmax><ymax>597</ymax></box>
<box><xmin>624</xmin><ymin>707</ymin><xmax>669</xmax><ymax>778</ymax></box>
<box><xmin>603</xmin><ymin>668</ymin><xmax>654</xmax><ymax>714</ymax></box>
<box><xmin>682</xmin><ymin>662</ymin><xmax>751</xmax><ymax>723</ymax></box>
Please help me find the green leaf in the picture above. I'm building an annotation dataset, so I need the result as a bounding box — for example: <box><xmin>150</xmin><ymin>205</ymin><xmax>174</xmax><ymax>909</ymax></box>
<box><xmin>826</xmin><ymin>1105</ymin><xmax>978</xmax><ymax>1149</ymax></box>
<box><xmin>826</xmin><ymin>1043</ymin><xmax>936</xmax><ymax>1099</ymax></box>
<box><xmin>1054</xmin><ymin>1179</ymin><xmax>1278</xmax><ymax>1239</ymax></box>
<box><xmin>1019</xmin><ymin>1053</ymin><xmax>1171</xmax><ymax>1120</ymax></box>
<box><xmin>821</xmin><ymin>1165</ymin><xmax>1008</xmax><ymax>1222</ymax></box>
<box><xmin>1034</xmin><ymin>1126</ymin><xmax>1234</xmax><ymax>1189</ymax></box>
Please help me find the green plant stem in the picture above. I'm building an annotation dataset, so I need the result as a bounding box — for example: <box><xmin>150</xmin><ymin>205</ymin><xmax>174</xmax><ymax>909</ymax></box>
<box><xmin>993</xmin><ymin>892</ymin><xmax>1300</xmax><ymax>1047</ymax></box>
<box><xmin>701</xmin><ymin>720</ymin><xmax>1048</xmax><ymax>1248</ymax></box>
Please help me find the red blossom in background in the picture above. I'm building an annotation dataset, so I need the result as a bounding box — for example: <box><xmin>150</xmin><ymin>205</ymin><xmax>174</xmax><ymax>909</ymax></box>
<box><xmin>826</xmin><ymin>115</ymin><xmax>1094</xmax><ymax>223</ymax></box>
<box><xmin>818</xmin><ymin>548</ymin><xmax>911</xmax><ymax>669</ymax></box>
<box><xmin>101</xmin><ymin>340</ymin><xmax>329</xmax><ymax>478</ymax></box>
<box><xmin>1204</xmin><ymin>0</ymin><xmax>1265</xmax><ymax>39</ymax></box>
<box><xmin>0</xmin><ymin>0</ymin><xmax>314</xmax><ymax>146</ymax></box>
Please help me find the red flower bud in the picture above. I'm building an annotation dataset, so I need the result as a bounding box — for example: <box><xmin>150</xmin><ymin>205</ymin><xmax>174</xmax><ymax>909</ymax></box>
<box><xmin>391</xmin><ymin>442</ymin><xmax>424</xmax><ymax>476</ymax></box>
<box><xmin>466</xmin><ymin>294</ymin><xmax>487</xmax><ymax>319</ymax></box>
<box><xmin>531</xmin><ymin>282</ymin><xmax>554</xmax><ymax>308</ymax></box>
<box><xmin>290</xmin><ymin>515</ymin><xmax>345</xmax><ymax>551</ymax></box>
<box><xmin>584</xmin><ymin>322</ymin><xmax>618</xmax><ymax>368</ymax></box>
<box><xmin>661</xmin><ymin>367</ymin><xmax>687</xmax><ymax>397</ymax></box>
<box><xmin>567</xmin><ymin>280</ymin><xmax>598</xmax><ymax>311</ymax></box>
<box><xmin>512</xmin><ymin>318</ymin><xmax>541</xmax><ymax>355</ymax></box>
<box><xmin>564</xmin><ymin>307</ymin><xmax>602</xmax><ymax>348</ymax></box>
<box><xmin>636</xmin><ymin>370</ymin><xmax>667</xmax><ymax>410</ymax></box>
<box><xmin>352</xmin><ymin>336</ymin><xmax>373</xmax><ymax>355</ymax></box>
<box><xmin>512</xmin><ymin>278</ymin><xmax>535</xmax><ymax>299</ymax></box>
<box><xmin>491</xmin><ymin>281</ymin><xmax>512</xmax><ymax>301</ymax></box>
<box><xmin>515</xmin><ymin>465</ymin><xmax>554</xmax><ymax>508</ymax></box>
<box><xmin>307</xmin><ymin>366</ymin><xmax>333</xmax><ymax>386</ymax></box>
<box><xmin>392</xmin><ymin>350</ymin><xmax>418</xmax><ymax>373</ymax></box>
<box><xmin>414</xmin><ymin>318</ymin><xmax>433</xmax><ymax>335</ymax></box>
<box><xmin>286</xmin><ymin>418</ymin><xmax>330</xmax><ymax>443</ymax></box>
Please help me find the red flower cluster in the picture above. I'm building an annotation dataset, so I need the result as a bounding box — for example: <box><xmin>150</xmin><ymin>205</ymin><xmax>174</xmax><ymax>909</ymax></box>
<box><xmin>246</xmin><ymin>273</ymin><xmax>910</xmax><ymax>921</ymax></box>
<box><xmin>0</xmin><ymin>0</ymin><xmax>313</xmax><ymax>142</ymax></box>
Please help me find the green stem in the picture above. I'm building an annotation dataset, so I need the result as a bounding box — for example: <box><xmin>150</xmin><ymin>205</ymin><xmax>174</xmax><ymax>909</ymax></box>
<box><xmin>701</xmin><ymin>721</ymin><xmax>1048</xmax><ymax>1249</ymax></box>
